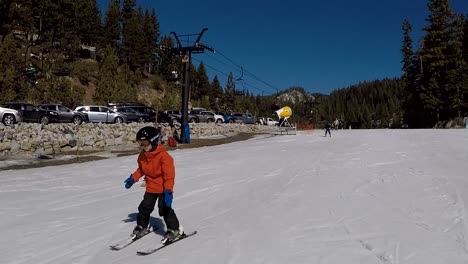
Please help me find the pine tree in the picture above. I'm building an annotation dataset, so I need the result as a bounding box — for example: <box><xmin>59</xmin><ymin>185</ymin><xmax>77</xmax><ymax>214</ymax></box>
<box><xmin>74</xmin><ymin>0</ymin><xmax>102</xmax><ymax>46</ymax></box>
<box><xmin>0</xmin><ymin>0</ymin><xmax>15</xmax><ymax>40</ymax></box>
<box><xmin>150</xmin><ymin>8</ymin><xmax>161</xmax><ymax>45</ymax></box>
<box><xmin>142</xmin><ymin>9</ymin><xmax>153</xmax><ymax>73</ymax></box>
<box><xmin>127</xmin><ymin>6</ymin><xmax>146</xmax><ymax>70</ymax></box>
<box><xmin>210</xmin><ymin>75</ymin><xmax>224</xmax><ymax>110</ymax></box>
<box><xmin>103</xmin><ymin>0</ymin><xmax>121</xmax><ymax>51</ymax></box>
<box><xmin>464</xmin><ymin>15</ymin><xmax>468</xmax><ymax>63</ymax></box>
<box><xmin>38</xmin><ymin>76</ymin><xmax>85</xmax><ymax>107</ymax></box>
<box><xmin>0</xmin><ymin>34</ymin><xmax>26</xmax><ymax>102</ymax></box>
<box><xmin>188</xmin><ymin>63</ymin><xmax>197</xmax><ymax>104</ymax></box>
<box><xmin>401</xmin><ymin>20</ymin><xmax>416</xmax><ymax>89</ymax></box>
<box><xmin>94</xmin><ymin>46</ymin><xmax>135</xmax><ymax>104</ymax></box>
<box><xmin>318</xmin><ymin>79</ymin><xmax>404</xmax><ymax>128</ymax></box>
<box><xmin>7</xmin><ymin>0</ymin><xmax>76</xmax><ymax>64</ymax></box>
<box><xmin>120</xmin><ymin>0</ymin><xmax>142</xmax><ymax>70</ymax></box>
<box><xmin>192</xmin><ymin>62</ymin><xmax>210</xmax><ymax>101</ymax></box>
<box><xmin>115</xmin><ymin>64</ymin><xmax>137</xmax><ymax>101</ymax></box>
<box><xmin>143</xmin><ymin>8</ymin><xmax>160</xmax><ymax>74</ymax></box>
<box><xmin>121</xmin><ymin>0</ymin><xmax>135</xmax><ymax>22</ymax></box>
<box><xmin>224</xmin><ymin>72</ymin><xmax>236</xmax><ymax>112</ymax></box>
<box><xmin>9</xmin><ymin>0</ymin><xmax>56</xmax><ymax>67</ymax></box>
<box><xmin>420</xmin><ymin>0</ymin><xmax>456</xmax><ymax>123</ymax></box>
<box><xmin>401</xmin><ymin>19</ymin><xmax>424</xmax><ymax>127</ymax></box>
<box><xmin>445</xmin><ymin>13</ymin><xmax>467</xmax><ymax>117</ymax></box>
<box><xmin>157</xmin><ymin>36</ymin><xmax>180</xmax><ymax>81</ymax></box>
<box><xmin>35</xmin><ymin>0</ymin><xmax>81</xmax><ymax>62</ymax></box>
<box><xmin>463</xmin><ymin>15</ymin><xmax>468</xmax><ymax>115</ymax></box>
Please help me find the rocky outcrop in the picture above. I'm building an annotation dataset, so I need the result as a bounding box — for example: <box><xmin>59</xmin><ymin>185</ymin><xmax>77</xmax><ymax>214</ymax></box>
<box><xmin>0</xmin><ymin>122</ymin><xmax>275</xmax><ymax>157</ymax></box>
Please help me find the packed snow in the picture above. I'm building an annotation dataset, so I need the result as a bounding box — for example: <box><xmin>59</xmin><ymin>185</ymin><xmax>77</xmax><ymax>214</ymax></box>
<box><xmin>1</xmin><ymin>129</ymin><xmax>468</xmax><ymax>264</ymax></box>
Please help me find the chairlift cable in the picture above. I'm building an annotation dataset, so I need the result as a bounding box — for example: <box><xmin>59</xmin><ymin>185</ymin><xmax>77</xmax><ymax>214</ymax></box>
<box><xmin>193</xmin><ymin>58</ymin><xmax>267</xmax><ymax>94</ymax></box>
<box><xmin>192</xmin><ymin>57</ymin><xmax>230</xmax><ymax>78</ymax></box>
<box><xmin>203</xmin><ymin>50</ymin><xmax>273</xmax><ymax>93</ymax></box>
<box><xmin>214</xmin><ymin>49</ymin><xmax>281</xmax><ymax>94</ymax></box>
<box><xmin>202</xmin><ymin>52</ymin><xmax>243</xmax><ymax>77</ymax></box>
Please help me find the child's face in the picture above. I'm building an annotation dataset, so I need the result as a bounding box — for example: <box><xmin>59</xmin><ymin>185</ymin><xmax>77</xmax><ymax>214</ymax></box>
<box><xmin>138</xmin><ymin>139</ymin><xmax>152</xmax><ymax>151</ymax></box>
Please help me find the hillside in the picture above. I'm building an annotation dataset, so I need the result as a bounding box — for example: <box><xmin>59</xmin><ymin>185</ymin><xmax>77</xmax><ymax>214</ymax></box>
<box><xmin>276</xmin><ymin>87</ymin><xmax>316</xmax><ymax>104</ymax></box>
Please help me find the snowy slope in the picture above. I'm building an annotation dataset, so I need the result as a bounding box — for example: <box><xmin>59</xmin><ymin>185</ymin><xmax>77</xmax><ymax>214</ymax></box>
<box><xmin>1</xmin><ymin>129</ymin><xmax>468</xmax><ymax>264</ymax></box>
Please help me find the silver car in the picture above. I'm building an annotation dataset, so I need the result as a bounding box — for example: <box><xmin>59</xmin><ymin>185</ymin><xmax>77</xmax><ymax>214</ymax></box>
<box><xmin>74</xmin><ymin>105</ymin><xmax>127</xmax><ymax>123</ymax></box>
<box><xmin>0</xmin><ymin>106</ymin><xmax>23</xmax><ymax>126</ymax></box>
<box><xmin>39</xmin><ymin>104</ymin><xmax>88</xmax><ymax>125</ymax></box>
<box><xmin>231</xmin><ymin>113</ymin><xmax>257</xmax><ymax>124</ymax></box>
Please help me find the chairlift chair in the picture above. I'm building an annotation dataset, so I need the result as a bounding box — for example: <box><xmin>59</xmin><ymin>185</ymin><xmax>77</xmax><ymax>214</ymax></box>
<box><xmin>169</xmin><ymin>70</ymin><xmax>178</xmax><ymax>81</ymax></box>
<box><xmin>234</xmin><ymin>88</ymin><xmax>246</xmax><ymax>96</ymax></box>
<box><xmin>234</xmin><ymin>67</ymin><xmax>246</xmax><ymax>96</ymax></box>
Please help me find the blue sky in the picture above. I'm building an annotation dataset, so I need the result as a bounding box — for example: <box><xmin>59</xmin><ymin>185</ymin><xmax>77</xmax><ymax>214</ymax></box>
<box><xmin>97</xmin><ymin>0</ymin><xmax>468</xmax><ymax>95</ymax></box>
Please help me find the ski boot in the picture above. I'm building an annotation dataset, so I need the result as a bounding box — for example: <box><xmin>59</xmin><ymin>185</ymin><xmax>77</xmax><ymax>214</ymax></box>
<box><xmin>161</xmin><ymin>226</ymin><xmax>184</xmax><ymax>244</ymax></box>
<box><xmin>131</xmin><ymin>225</ymin><xmax>147</xmax><ymax>240</ymax></box>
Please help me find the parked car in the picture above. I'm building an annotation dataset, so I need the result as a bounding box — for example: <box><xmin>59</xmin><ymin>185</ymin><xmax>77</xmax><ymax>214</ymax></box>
<box><xmin>191</xmin><ymin>107</ymin><xmax>207</xmax><ymax>112</ymax></box>
<box><xmin>157</xmin><ymin>111</ymin><xmax>171</xmax><ymax>123</ymax></box>
<box><xmin>222</xmin><ymin>113</ymin><xmax>236</xmax><ymax>123</ymax></box>
<box><xmin>258</xmin><ymin>117</ymin><xmax>279</xmax><ymax>126</ymax></box>
<box><xmin>108</xmin><ymin>102</ymin><xmax>146</xmax><ymax>108</ymax></box>
<box><xmin>231</xmin><ymin>113</ymin><xmax>257</xmax><ymax>124</ymax></box>
<box><xmin>190</xmin><ymin>109</ymin><xmax>216</xmax><ymax>123</ymax></box>
<box><xmin>126</xmin><ymin>106</ymin><xmax>157</xmax><ymax>122</ymax></box>
<box><xmin>1</xmin><ymin>102</ymin><xmax>57</xmax><ymax>125</ymax></box>
<box><xmin>38</xmin><ymin>104</ymin><xmax>88</xmax><ymax>125</ymax></box>
<box><xmin>163</xmin><ymin>110</ymin><xmax>199</xmax><ymax>123</ymax></box>
<box><xmin>202</xmin><ymin>110</ymin><xmax>224</xmax><ymax>123</ymax></box>
<box><xmin>112</xmin><ymin>106</ymin><xmax>149</xmax><ymax>123</ymax></box>
<box><xmin>212</xmin><ymin>111</ymin><xmax>230</xmax><ymax>123</ymax></box>
<box><xmin>108</xmin><ymin>102</ymin><xmax>157</xmax><ymax>122</ymax></box>
<box><xmin>0</xmin><ymin>106</ymin><xmax>22</xmax><ymax>126</ymax></box>
<box><xmin>74</xmin><ymin>105</ymin><xmax>127</xmax><ymax>123</ymax></box>
<box><xmin>268</xmin><ymin>117</ymin><xmax>279</xmax><ymax>126</ymax></box>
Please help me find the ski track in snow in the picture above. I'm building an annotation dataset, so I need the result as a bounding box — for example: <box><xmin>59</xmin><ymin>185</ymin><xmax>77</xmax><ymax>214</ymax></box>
<box><xmin>1</xmin><ymin>129</ymin><xmax>468</xmax><ymax>263</ymax></box>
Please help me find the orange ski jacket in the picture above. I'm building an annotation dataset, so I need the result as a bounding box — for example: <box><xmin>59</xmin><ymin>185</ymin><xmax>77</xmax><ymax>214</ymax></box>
<box><xmin>131</xmin><ymin>144</ymin><xmax>175</xmax><ymax>193</ymax></box>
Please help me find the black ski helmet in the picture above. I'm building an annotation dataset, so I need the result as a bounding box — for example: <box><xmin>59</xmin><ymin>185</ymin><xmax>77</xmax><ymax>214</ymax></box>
<box><xmin>136</xmin><ymin>126</ymin><xmax>160</xmax><ymax>145</ymax></box>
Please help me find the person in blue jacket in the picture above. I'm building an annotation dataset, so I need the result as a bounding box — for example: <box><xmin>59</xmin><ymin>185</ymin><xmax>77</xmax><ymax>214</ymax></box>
<box><xmin>324</xmin><ymin>122</ymin><xmax>332</xmax><ymax>137</ymax></box>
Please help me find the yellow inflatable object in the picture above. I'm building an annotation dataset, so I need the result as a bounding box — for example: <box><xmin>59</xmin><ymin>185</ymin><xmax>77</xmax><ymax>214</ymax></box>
<box><xmin>276</xmin><ymin>106</ymin><xmax>292</xmax><ymax>119</ymax></box>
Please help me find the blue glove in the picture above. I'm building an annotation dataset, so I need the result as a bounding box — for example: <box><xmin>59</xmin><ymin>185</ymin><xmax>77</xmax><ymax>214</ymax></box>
<box><xmin>124</xmin><ymin>175</ymin><xmax>135</xmax><ymax>189</ymax></box>
<box><xmin>163</xmin><ymin>190</ymin><xmax>173</xmax><ymax>207</ymax></box>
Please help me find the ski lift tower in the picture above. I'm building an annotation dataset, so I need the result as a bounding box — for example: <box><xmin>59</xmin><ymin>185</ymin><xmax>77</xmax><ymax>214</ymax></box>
<box><xmin>170</xmin><ymin>28</ymin><xmax>215</xmax><ymax>143</ymax></box>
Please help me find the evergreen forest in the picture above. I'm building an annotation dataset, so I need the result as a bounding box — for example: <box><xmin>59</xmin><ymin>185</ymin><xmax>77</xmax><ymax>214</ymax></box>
<box><xmin>0</xmin><ymin>0</ymin><xmax>467</xmax><ymax>128</ymax></box>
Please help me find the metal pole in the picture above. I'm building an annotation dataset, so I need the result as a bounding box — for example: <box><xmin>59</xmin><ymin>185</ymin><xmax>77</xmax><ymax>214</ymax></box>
<box><xmin>171</xmin><ymin>28</ymin><xmax>211</xmax><ymax>144</ymax></box>
<box><xmin>180</xmin><ymin>49</ymin><xmax>191</xmax><ymax>143</ymax></box>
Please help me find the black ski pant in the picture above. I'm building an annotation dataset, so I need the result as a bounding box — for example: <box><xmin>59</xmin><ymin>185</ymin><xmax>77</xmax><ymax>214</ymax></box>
<box><xmin>325</xmin><ymin>129</ymin><xmax>331</xmax><ymax>137</ymax></box>
<box><xmin>137</xmin><ymin>192</ymin><xmax>180</xmax><ymax>231</ymax></box>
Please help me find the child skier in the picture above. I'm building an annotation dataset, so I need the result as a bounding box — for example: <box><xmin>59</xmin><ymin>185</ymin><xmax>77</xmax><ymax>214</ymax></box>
<box><xmin>124</xmin><ymin>126</ymin><xmax>184</xmax><ymax>244</ymax></box>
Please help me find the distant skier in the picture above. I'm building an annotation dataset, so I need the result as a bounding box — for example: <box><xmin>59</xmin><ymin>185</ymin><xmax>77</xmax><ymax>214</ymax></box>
<box><xmin>324</xmin><ymin>122</ymin><xmax>332</xmax><ymax>137</ymax></box>
<box><xmin>124</xmin><ymin>126</ymin><xmax>184</xmax><ymax>244</ymax></box>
